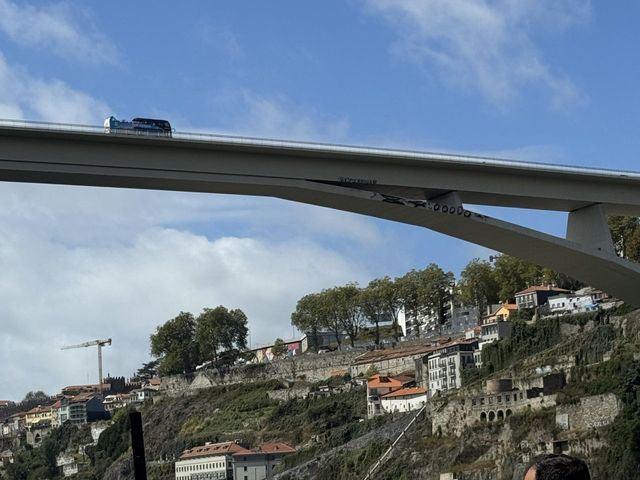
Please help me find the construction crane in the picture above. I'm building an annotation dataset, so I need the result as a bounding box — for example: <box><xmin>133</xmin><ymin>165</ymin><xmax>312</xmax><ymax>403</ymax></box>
<box><xmin>61</xmin><ymin>338</ymin><xmax>112</xmax><ymax>394</ymax></box>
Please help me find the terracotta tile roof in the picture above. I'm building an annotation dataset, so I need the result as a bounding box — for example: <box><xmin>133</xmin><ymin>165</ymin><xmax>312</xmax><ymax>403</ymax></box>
<box><xmin>71</xmin><ymin>393</ymin><xmax>96</xmax><ymax>403</ymax></box>
<box><xmin>260</xmin><ymin>443</ymin><xmax>296</xmax><ymax>454</ymax></box>
<box><xmin>26</xmin><ymin>405</ymin><xmax>52</xmax><ymax>415</ymax></box>
<box><xmin>367</xmin><ymin>375</ymin><xmax>403</xmax><ymax>389</ymax></box>
<box><xmin>0</xmin><ymin>400</ymin><xmax>14</xmax><ymax>407</ymax></box>
<box><xmin>149</xmin><ymin>377</ymin><xmax>161</xmax><ymax>386</ymax></box>
<box><xmin>179</xmin><ymin>441</ymin><xmax>251</xmax><ymax>460</ymax></box>
<box><xmin>381</xmin><ymin>387</ymin><xmax>427</xmax><ymax>399</ymax></box>
<box><xmin>232</xmin><ymin>443</ymin><xmax>296</xmax><ymax>457</ymax></box>
<box><xmin>515</xmin><ymin>285</ymin><xmax>571</xmax><ymax>296</ymax></box>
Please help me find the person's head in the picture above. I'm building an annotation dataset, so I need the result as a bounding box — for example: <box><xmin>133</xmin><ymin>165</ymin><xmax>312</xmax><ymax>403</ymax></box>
<box><xmin>524</xmin><ymin>454</ymin><xmax>591</xmax><ymax>480</ymax></box>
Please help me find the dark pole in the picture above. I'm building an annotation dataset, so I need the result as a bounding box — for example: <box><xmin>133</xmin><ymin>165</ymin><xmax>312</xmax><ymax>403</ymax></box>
<box><xmin>129</xmin><ymin>411</ymin><xmax>148</xmax><ymax>480</ymax></box>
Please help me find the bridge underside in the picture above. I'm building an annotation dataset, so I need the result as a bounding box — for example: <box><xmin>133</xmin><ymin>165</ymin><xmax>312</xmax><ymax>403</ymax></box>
<box><xmin>1</xmin><ymin>125</ymin><xmax>639</xmax><ymax>304</ymax></box>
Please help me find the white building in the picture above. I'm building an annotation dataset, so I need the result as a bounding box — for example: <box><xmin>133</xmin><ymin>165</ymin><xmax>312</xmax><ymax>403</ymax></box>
<box><xmin>366</xmin><ymin>375</ymin><xmax>403</xmax><ymax>419</ymax></box>
<box><xmin>232</xmin><ymin>443</ymin><xmax>296</xmax><ymax>480</ymax></box>
<box><xmin>547</xmin><ymin>293</ymin><xmax>598</xmax><ymax>315</ymax></box>
<box><xmin>175</xmin><ymin>441</ymin><xmax>250</xmax><ymax>480</ymax></box>
<box><xmin>427</xmin><ymin>339</ymin><xmax>478</xmax><ymax>396</ymax></box>
<box><xmin>380</xmin><ymin>387</ymin><xmax>427</xmax><ymax>414</ymax></box>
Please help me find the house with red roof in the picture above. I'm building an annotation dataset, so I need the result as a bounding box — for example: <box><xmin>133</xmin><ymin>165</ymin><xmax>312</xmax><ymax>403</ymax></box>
<box><xmin>380</xmin><ymin>387</ymin><xmax>427</xmax><ymax>414</ymax></box>
<box><xmin>232</xmin><ymin>442</ymin><xmax>296</xmax><ymax>480</ymax></box>
<box><xmin>366</xmin><ymin>373</ymin><xmax>424</xmax><ymax>418</ymax></box>
<box><xmin>515</xmin><ymin>285</ymin><xmax>570</xmax><ymax>310</ymax></box>
<box><xmin>175</xmin><ymin>441</ymin><xmax>251</xmax><ymax>480</ymax></box>
<box><xmin>55</xmin><ymin>394</ymin><xmax>108</xmax><ymax>426</ymax></box>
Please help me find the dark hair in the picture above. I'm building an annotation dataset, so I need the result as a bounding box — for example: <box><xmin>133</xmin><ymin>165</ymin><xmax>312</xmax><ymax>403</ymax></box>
<box><xmin>529</xmin><ymin>454</ymin><xmax>591</xmax><ymax>480</ymax></box>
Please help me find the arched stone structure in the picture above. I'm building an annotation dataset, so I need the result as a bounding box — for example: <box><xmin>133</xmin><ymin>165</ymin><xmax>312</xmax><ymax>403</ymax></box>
<box><xmin>497</xmin><ymin>410</ymin><xmax>504</xmax><ymax>421</ymax></box>
<box><xmin>488</xmin><ymin>411</ymin><xmax>495</xmax><ymax>422</ymax></box>
<box><xmin>480</xmin><ymin>411</ymin><xmax>487</xmax><ymax>422</ymax></box>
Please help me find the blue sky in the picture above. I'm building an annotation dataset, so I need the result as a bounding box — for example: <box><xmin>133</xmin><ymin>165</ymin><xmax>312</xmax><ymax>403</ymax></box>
<box><xmin>1</xmin><ymin>0</ymin><xmax>638</xmax><ymax>400</ymax></box>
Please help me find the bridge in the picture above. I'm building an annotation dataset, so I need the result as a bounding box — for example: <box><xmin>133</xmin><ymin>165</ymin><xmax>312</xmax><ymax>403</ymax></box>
<box><xmin>1</xmin><ymin>119</ymin><xmax>639</xmax><ymax>303</ymax></box>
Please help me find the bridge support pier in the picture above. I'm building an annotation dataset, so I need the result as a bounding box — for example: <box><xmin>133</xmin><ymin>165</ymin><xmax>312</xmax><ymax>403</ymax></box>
<box><xmin>566</xmin><ymin>204</ymin><xmax>616</xmax><ymax>255</ymax></box>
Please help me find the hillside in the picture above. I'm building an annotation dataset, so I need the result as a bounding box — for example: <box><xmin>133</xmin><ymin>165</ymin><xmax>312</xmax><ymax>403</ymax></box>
<box><xmin>5</xmin><ymin>308</ymin><xmax>639</xmax><ymax>480</ymax></box>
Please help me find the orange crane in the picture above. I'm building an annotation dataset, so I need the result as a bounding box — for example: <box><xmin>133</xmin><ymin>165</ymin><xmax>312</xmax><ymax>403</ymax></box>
<box><xmin>61</xmin><ymin>338</ymin><xmax>112</xmax><ymax>394</ymax></box>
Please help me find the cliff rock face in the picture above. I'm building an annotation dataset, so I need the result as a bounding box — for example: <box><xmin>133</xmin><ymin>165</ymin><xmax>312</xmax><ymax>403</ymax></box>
<box><xmin>102</xmin><ymin>457</ymin><xmax>133</xmax><ymax>480</ymax></box>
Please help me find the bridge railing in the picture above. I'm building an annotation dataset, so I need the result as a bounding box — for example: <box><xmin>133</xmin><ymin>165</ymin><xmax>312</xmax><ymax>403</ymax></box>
<box><xmin>0</xmin><ymin>118</ymin><xmax>636</xmax><ymax>179</ymax></box>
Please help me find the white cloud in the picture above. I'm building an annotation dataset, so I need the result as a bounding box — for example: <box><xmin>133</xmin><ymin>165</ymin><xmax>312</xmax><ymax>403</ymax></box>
<box><xmin>363</xmin><ymin>0</ymin><xmax>590</xmax><ymax>108</ymax></box>
<box><xmin>0</xmin><ymin>52</ymin><xmax>110</xmax><ymax>123</ymax></box>
<box><xmin>0</xmin><ymin>0</ymin><xmax>117</xmax><ymax>64</ymax></box>
<box><xmin>0</xmin><ymin>183</ymin><xmax>385</xmax><ymax>400</ymax></box>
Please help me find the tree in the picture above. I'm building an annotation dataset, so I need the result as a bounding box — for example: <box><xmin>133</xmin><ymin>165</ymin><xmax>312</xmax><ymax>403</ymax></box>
<box><xmin>135</xmin><ymin>360</ymin><xmax>159</xmax><ymax>380</ymax></box>
<box><xmin>196</xmin><ymin>306</ymin><xmax>248</xmax><ymax>368</ymax></box>
<box><xmin>377</xmin><ymin>276</ymin><xmax>404</xmax><ymax>340</ymax></box>
<box><xmin>271</xmin><ymin>338</ymin><xmax>288</xmax><ymax>358</ymax></box>
<box><xmin>291</xmin><ymin>293</ymin><xmax>326</xmax><ymax>352</ymax></box>
<box><xmin>22</xmin><ymin>391</ymin><xmax>48</xmax><ymax>402</ymax></box>
<box><xmin>396</xmin><ymin>264</ymin><xmax>454</xmax><ymax>337</ymax></box>
<box><xmin>150</xmin><ymin>312</ymin><xmax>198</xmax><ymax>376</ymax></box>
<box><xmin>335</xmin><ymin>283</ymin><xmax>366</xmax><ymax>347</ymax></box>
<box><xmin>361</xmin><ymin>278</ymin><xmax>393</xmax><ymax>345</ymax></box>
<box><xmin>609</xmin><ymin>215</ymin><xmax>640</xmax><ymax>262</ymax></box>
<box><xmin>493</xmin><ymin>254</ymin><xmax>542</xmax><ymax>301</ymax></box>
<box><xmin>458</xmin><ymin>258</ymin><xmax>499</xmax><ymax>314</ymax></box>
<box><xmin>397</xmin><ymin>269</ymin><xmax>424</xmax><ymax>336</ymax></box>
<box><xmin>319</xmin><ymin>287</ymin><xmax>345</xmax><ymax>348</ymax></box>
<box><xmin>420</xmin><ymin>263</ymin><xmax>455</xmax><ymax>328</ymax></box>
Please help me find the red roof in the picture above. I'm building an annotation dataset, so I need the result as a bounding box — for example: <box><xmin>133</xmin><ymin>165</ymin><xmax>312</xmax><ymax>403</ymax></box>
<box><xmin>70</xmin><ymin>393</ymin><xmax>96</xmax><ymax>403</ymax></box>
<box><xmin>381</xmin><ymin>387</ymin><xmax>427</xmax><ymax>399</ymax></box>
<box><xmin>26</xmin><ymin>405</ymin><xmax>53</xmax><ymax>415</ymax></box>
<box><xmin>234</xmin><ymin>443</ymin><xmax>296</xmax><ymax>456</ymax></box>
<box><xmin>367</xmin><ymin>375</ymin><xmax>402</xmax><ymax>389</ymax></box>
<box><xmin>515</xmin><ymin>285</ymin><xmax>570</xmax><ymax>296</ymax></box>
<box><xmin>260</xmin><ymin>443</ymin><xmax>296</xmax><ymax>454</ymax></box>
<box><xmin>179</xmin><ymin>442</ymin><xmax>250</xmax><ymax>460</ymax></box>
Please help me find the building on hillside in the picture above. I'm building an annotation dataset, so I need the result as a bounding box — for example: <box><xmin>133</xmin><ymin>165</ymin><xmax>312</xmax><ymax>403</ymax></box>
<box><xmin>367</xmin><ymin>374</ymin><xmax>403</xmax><ymax>418</ymax></box>
<box><xmin>380</xmin><ymin>387</ymin><xmax>427</xmax><ymax>414</ymax></box>
<box><xmin>129</xmin><ymin>387</ymin><xmax>158</xmax><ymax>404</ymax></box>
<box><xmin>56</xmin><ymin>453</ymin><xmax>80</xmax><ymax>477</ymax></box>
<box><xmin>399</xmin><ymin>297</ymin><xmax>478</xmax><ymax>339</ymax></box>
<box><xmin>1</xmin><ymin>449</ymin><xmax>14</xmax><ymax>468</ymax></box>
<box><xmin>575</xmin><ymin>286</ymin><xmax>610</xmax><ymax>302</ymax></box>
<box><xmin>0</xmin><ymin>400</ymin><xmax>15</xmax><ymax>410</ymax></box>
<box><xmin>245</xmin><ymin>336</ymin><xmax>309</xmax><ymax>364</ymax></box>
<box><xmin>56</xmin><ymin>394</ymin><xmax>108</xmax><ymax>425</ymax></box>
<box><xmin>547</xmin><ymin>293</ymin><xmax>598</xmax><ymax>315</ymax></box>
<box><xmin>102</xmin><ymin>394</ymin><xmax>129</xmax><ymax>412</ymax></box>
<box><xmin>464</xmin><ymin>326</ymin><xmax>481</xmax><ymax>340</ymax></box>
<box><xmin>24</xmin><ymin>405</ymin><xmax>53</xmax><ymax>427</ymax></box>
<box><xmin>175</xmin><ymin>441</ymin><xmax>251</xmax><ymax>480</ymax></box>
<box><xmin>477</xmin><ymin>304</ymin><xmax>517</xmax><ymax>361</ymax></box>
<box><xmin>232</xmin><ymin>443</ymin><xmax>296</xmax><ymax>480</ymax></box>
<box><xmin>427</xmin><ymin>339</ymin><xmax>478</xmax><ymax>396</ymax></box>
<box><xmin>483</xmin><ymin>304</ymin><xmax>518</xmax><ymax>324</ymax></box>
<box><xmin>1</xmin><ymin>412</ymin><xmax>25</xmax><ymax>437</ymax></box>
<box><xmin>61</xmin><ymin>384</ymin><xmax>110</xmax><ymax>396</ymax></box>
<box><xmin>350</xmin><ymin>343</ymin><xmax>437</xmax><ymax>378</ymax></box>
<box><xmin>441</xmin><ymin>306</ymin><xmax>480</xmax><ymax>336</ymax></box>
<box><xmin>515</xmin><ymin>285</ymin><xmax>570</xmax><ymax>310</ymax></box>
